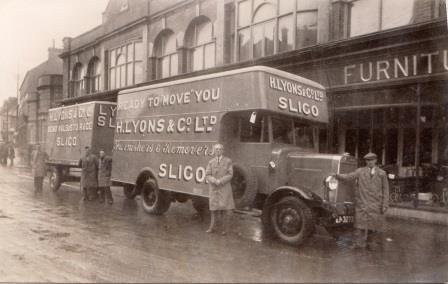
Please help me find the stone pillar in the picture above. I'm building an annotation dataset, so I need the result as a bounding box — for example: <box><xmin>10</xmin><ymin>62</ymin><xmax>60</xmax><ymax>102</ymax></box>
<box><xmin>215</xmin><ymin>0</ymin><xmax>225</xmax><ymax>66</ymax></box>
<box><xmin>317</xmin><ymin>0</ymin><xmax>331</xmax><ymax>44</ymax></box>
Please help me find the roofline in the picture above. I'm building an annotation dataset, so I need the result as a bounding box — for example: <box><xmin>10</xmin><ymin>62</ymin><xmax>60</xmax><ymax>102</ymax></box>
<box><xmin>119</xmin><ymin>66</ymin><xmax>326</xmax><ymax>95</ymax></box>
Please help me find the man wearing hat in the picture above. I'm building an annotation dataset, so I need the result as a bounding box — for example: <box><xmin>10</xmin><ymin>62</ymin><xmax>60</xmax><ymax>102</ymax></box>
<box><xmin>335</xmin><ymin>152</ymin><xmax>389</xmax><ymax>249</ymax></box>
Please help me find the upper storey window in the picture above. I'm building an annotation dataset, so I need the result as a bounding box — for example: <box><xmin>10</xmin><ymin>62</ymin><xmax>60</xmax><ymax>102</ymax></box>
<box><xmin>154</xmin><ymin>30</ymin><xmax>178</xmax><ymax>79</ymax></box>
<box><xmin>109</xmin><ymin>41</ymin><xmax>143</xmax><ymax>90</ymax></box>
<box><xmin>350</xmin><ymin>0</ymin><xmax>414</xmax><ymax>37</ymax></box>
<box><xmin>71</xmin><ymin>63</ymin><xmax>84</xmax><ymax>98</ymax></box>
<box><xmin>237</xmin><ymin>0</ymin><xmax>317</xmax><ymax>62</ymax></box>
<box><xmin>186</xmin><ymin>18</ymin><xmax>216</xmax><ymax>72</ymax></box>
<box><xmin>86</xmin><ymin>57</ymin><xmax>101</xmax><ymax>94</ymax></box>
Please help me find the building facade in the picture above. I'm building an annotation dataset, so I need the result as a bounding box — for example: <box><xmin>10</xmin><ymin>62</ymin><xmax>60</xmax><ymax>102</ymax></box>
<box><xmin>60</xmin><ymin>0</ymin><xmax>447</xmax><ymax>210</ymax></box>
<box><xmin>18</xmin><ymin>47</ymin><xmax>63</xmax><ymax>164</ymax></box>
<box><xmin>0</xmin><ymin>97</ymin><xmax>17</xmax><ymax>143</ymax></box>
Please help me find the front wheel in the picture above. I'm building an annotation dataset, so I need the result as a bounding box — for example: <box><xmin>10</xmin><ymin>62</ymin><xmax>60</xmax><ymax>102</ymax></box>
<box><xmin>141</xmin><ymin>179</ymin><xmax>170</xmax><ymax>215</ymax></box>
<box><xmin>269</xmin><ymin>196</ymin><xmax>315</xmax><ymax>246</ymax></box>
<box><xmin>49</xmin><ymin>167</ymin><xmax>62</xmax><ymax>192</ymax></box>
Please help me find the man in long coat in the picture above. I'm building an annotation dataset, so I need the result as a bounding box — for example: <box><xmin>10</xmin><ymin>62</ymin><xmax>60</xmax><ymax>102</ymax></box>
<box><xmin>98</xmin><ymin>150</ymin><xmax>113</xmax><ymax>204</ymax></box>
<box><xmin>79</xmin><ymin>146</ymin><xmax>99</xmax><ymax>201</ymax></box>
<box><xmin>31</xmin><ymin>144</ymin><xmax>48</xmax><ymax>192</ymax></box>
<box><xmin>335</xmin><ymin>152</ymin><xmax>389</xmax><ymax>249</ymax></box>
<box><xmin>205</xmin><ymin>144</ymin><xmax>234</xmax><ymax>235</ymax></box>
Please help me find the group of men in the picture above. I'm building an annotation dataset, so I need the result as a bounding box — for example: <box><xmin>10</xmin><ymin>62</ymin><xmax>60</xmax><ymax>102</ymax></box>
<box><xmin>0</xmin><ymin>142</ymin><xmax>15</xmax><ymax>166</ymax></box>
<box><xmin>79</xmin><ymin>146</ymin><xmax>114</xmax><ymax>204</ymax></box>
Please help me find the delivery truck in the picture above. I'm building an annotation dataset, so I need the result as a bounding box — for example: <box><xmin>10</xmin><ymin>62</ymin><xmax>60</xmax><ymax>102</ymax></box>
<box><xmin>112</xmin><ymin>66</ymin><xmax>358</xmax><ymax>246</ymax></box>
<box><xmin>46</xmin><ymin>101</ymin><xmax>122</xmax><ymax>192</ymax></box>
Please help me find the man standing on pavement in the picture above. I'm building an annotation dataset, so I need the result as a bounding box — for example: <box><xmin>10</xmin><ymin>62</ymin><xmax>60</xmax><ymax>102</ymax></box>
<box><xmin>98</xmin><ymin>150</ymin><xmax>113</xmax><ymax>204</ymax></box>
<box><xmin>79</xmin><ymin>146</ymin><xmax>99</xmax><ymax>201</ymax></box>
<box><xmin>8</xmin><ymin>142</ymin><xmax>15</xmax><ymax>167</ymax></box>
<box><xmin>205</xmin><ymin>144</ymin><xmax>235</xmax><ymax>235</ymax></box>
<box><xmin>334</xmin><ymin>152</ymin><xmax>389</xmax><ymax>249</ymax></box>
<box><xmin>31</xmin><ymin>144</ymin><xmax>48</xmax><ymax>192</ymax></box>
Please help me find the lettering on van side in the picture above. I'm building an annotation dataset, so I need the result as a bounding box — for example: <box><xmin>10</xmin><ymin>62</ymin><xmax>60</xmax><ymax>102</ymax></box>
<box><xmin>269</xmin><ymin>76</ymin><xmax>324</xmax><ymax>102</ymax></box>
<box><xmin>146</xmin><ymin>88</ymin><xmax>220</xmax><ymax>108</ymax></box>
<box><xmin>115</xmin><ymin>115</ymin><xmax>217</xmax><ymax>134</ymax></box>
<box><xmin>159</xmin><ymin>163</ymin><xmax>207</xmax><ymax>184</ymax></box>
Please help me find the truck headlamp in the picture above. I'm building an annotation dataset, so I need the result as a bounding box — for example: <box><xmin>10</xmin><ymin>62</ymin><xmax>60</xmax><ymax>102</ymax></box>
<box><xmin>388</xmin><ymin>173</ymin><xmax>396</xmax><ymax>180</ymax></box>
<box><xmin>325</xmin><ymin>176</ymin><xmax>338</xmax><ymax>191</ymax></box>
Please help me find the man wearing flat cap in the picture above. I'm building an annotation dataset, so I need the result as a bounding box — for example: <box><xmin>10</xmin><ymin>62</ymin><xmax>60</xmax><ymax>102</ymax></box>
<box><xmin>335</xmin><ymin>152</ymin><xmax>389</xmax><ymax>249</ymax></box>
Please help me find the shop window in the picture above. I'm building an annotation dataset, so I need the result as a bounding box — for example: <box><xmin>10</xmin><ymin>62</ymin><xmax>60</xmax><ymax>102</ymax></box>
<box><xmin>186</xmin><ymin>18</ymin><xmax>216</xmax><ymax>72</ymax></box>
<box><xmin>350</xmin><ymin>0</ymin><xmax>413</xmax><ymax>37</ymax></box>
<box><xmin>86</xmin><ymin>57</ymin><xmax>101</xmax><ymax>94</ymax></box>
<box><xmin>385</xmin><ymin>107</ymin><xmax>399</xmax><ymax>125</ymax></box>
<box><xmin>401</xmin><ymin>107</ymin><xmax>417</xmax><ymax>127</ymax></box>
<box><xmin>357</xmin><ymin>129</ymin><xmax>370</xmax><ymax>159</ymax></box>
<box><xmin>71</xmin><ymin>63</ymin><xmax>84</xmax><ymax>97</ymax></box>
<box><xmin>385</xmin><ymin>128</ymin><xmax>398</xmax><ymax>165</ymax></box>
<box><xmin>358</xmin><ymin>109</ymin><xmax>371</xmax><ymax>127</ymax></box>
<box><xmin>372</xmin><ymin>129</ymin><xmax>384</xmax><ymax>164</ymax></box>
<box><xmin>108</xmin><ymin>40</ymin><xmax>143</xmax><ymax>90</ymax></box>
<box><xmin>154</xmin><ymin>30</ymin><xmax>178</xmax><ymax>79</ymax></box>
<box><xmin>236</xmin><ymin>0</ymin><xmax>317</xmax><ymax>61</ymax></box>
<box><xmin>420</xmin><ymin>128</ymin><xmax>433</xmax><ymax>164</ymax></box>
<box><xmin>420</xmin><ymin>106</ymin><xmax>434</xmax><ymax>125</ymax></box>
<box><xmin>403</xmin><ymin>128</ymin><xmax>416</xmax><ymax>166</ymax></box>
<box><xmin>240</xmin><ymin>113</ymin><xmax>268</xmax><ymax>143</ymax></box>
<box><xmin>345</xmin><ymin>129</ymin><xmax>357</xmax><ymax>157</ymax></box>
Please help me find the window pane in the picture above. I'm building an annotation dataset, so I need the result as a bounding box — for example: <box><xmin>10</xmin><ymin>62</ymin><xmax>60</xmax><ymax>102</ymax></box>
<box><xmin>192</xmin><ymin>47</ymin><xmax>203</xmax><ymax>71</ymax></box>
<box><xmin>117</xmin><ymin>54</ymin><xmax>125</xmax><ymax>66</ymax></box>
<box><xmin>170</xmin><ymin>54</ymin><xmax>178</xmax><ymax>76</ymax></box>
<box><xmin>127</xmin><ymin>44</ymin><xmax>133</xmax><ymax>62</ymax></box>
<box><xmin>164</xmin><ymin>35</ymin><xmax>176</xmax><ymax>54</ymax></box>
<box><xmin>110</xmin><ymin>68</ymin><xmax>115</xmax><ymax>89</ymax></box>
<box><xmin>420</xmin><ymin>128</ymin><xmax>432</xmax><ymax>164</ymax></box>
<box><xmin>350</xmin><ymin>0</ymin><xmax>380</xmax><ymax>37</ymax></box>
<box><xmin>279</xmin><ymin>0</ymin><xmax>295</xmax><ymax>15</ymax></box>
<box><xmin>134</xmin><ymin>41</ymin><xmax>143</xmax><ymax>61</ymax></box>
<box><xmin>272</xmin><ymin>117</ymin><xmax>293</xmax><ymax>144</ymax></box>
<box><xmin>403</xmin><ymin>128</ymin><xmax>416</xmax><ymax>166</ymax></box>
<box><xmin>265</xmin><ymin>20</ymin><xmax>275</xmax><ymax>56</ymax></box>
<box><xmin>297</xmin><ymin>0</ymin><xmax>318</xmax><ymax>11</ymax></box>
<box><xmin>110</xmin><ymin>50</ymin><xmax>116</xmax><ymax>67</ymax></box>
<box><xmin>127</xmin><ymin>63</ymin><xmax>133</xmax><ymax>86</ymax></box>
<box><xmin>278</xmin><ymin>15</ymin><xmax>293</xmax><ymax>52</ymax></box>
<box><xmin>204</xmin><ymin>43</ymin><xmax>216</xmax><ymax>69</ymax></box>
<box><xmin>161</xmin><ymin>56</ymin><xmax>170</xmax><ymax>78</ymax></box>
<box><xmin>196</xmin><ymin>21</ymin><xmax>213</xmax><ymax>45</ymax></box>
<box><xmin>382</xmin><ymin>0</ymin><xmax>413</xmax><ymax>30</ymax></box>
<box><xmin>238</xmin><ymin>28</ymin><xmax>251</xmax><ymax>61</ymax></box>
<box><xmin>134</xmin><ymin>62</ymin><xmax>143</xmax><ymax>84</ymax></box>
<box><xmin>240</xmin><ymin>113</ymin><xmax>267</xmax><ymax>143</ymax></box>
<box><xmin>238</xmin><ymin>0</ymin><xmax>251</xmax><ymax>27</ymax></box>
<box><xmin>296</xmin><ymin>11</ymin><xmax>317</xmax><ymax>48</ymax></box>
<box><xmin>358</xmin><ymin>129</ymin><xmax>370</xmax><ymax>160</ymax></box>
<box><xmin>385</xmin><ymin>128</ymin><xmax>398</xmax><ymax>165</ymax></box>
<box><xmin>120</xmin><ymin>65</ymin><xmax>126</xmax><ymax>87</ymax></box>
<box><xmin>294</xmin><ymin>122</ymin><xmax>314</xmax><ymax>148</ymax></box>
<box><xmin>253</xmin><ymin>24</ymin><xmax>264</xmax><ymax>58</ymax></box>
<box><xmin>253</xmin><ymin>3</ymin><xmax>275</xmax><ymax>23</ymax></box>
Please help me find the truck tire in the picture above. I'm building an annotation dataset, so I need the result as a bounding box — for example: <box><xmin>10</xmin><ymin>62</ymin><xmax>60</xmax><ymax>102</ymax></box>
<box><xmin>269</xmin><ymin>196</ymin><xmax>315</xmax><ymax>246</ymax></box>
<box><xmin>141</xmin><ymin>179</ymin><xmax>170</xmax><ymax>215</ymax></box>
<box><xmin>49</xmin><ymin>167</ymin><xmax>62</xmax><ymax>192</ymax></box>
<box><xmin>123</xmin><ymin>184</ymin><xmax>137</xmax><ymax>199</ymax></box>
<box><xmin>231</xmin><ymin>164</ymin><xmax>258</xmax><ymax>209</ymax></box>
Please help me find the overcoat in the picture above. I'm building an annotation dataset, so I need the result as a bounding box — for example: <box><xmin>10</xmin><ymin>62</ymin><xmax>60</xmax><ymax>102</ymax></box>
<box><xmin>205</xmin><ymin>156</ymin><xmax>235</xmax><ymax>211</ymax></box>
<box><xmin>98</xmin><ymin>155</ymin><xmax>112</xmax><ymax>187</ymax></box>
<box><xmin>79</xmin><ymin>154</ymin><xmax>98</xmax><ymax>188</ymax></box>
<box><xmin>31</xmin><ymin>150</ymin><xmax>48</xmax><ymax>177</ymax></box>
<box><xmin>338</xmin><ymin>166</ymin><xmax>389</xmax><ymax>231</ymax></box>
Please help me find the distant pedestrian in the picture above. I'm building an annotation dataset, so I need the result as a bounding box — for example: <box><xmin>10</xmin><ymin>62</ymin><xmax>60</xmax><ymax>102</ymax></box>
<box><xmin>31</xmin><ymin>144</ymin><xmax>48</xmax><ymax>192</ymax></box>
<box><xmin>205</xmin><ymin>144</ymin><xmax>234</xmax><ymax>235</ymax></box>
<box><xmin>79</xmin><ymin>146</ymin><xmax>99</xmax><ymax>201</ymax></box>
<box><xmin>98</xmin><ymin>150</ymin><xmax>114</xmax><ymax>204</ymax></box>
<box><xmin>334</xmin><ymin>152</ymin><xmax>389</xmax><ymax>249</ymax></box>
<box><xmin>0</xmin><ymin>143</ymin><xmax>7</xmax><ymax>166</ymax></box>
<box><xmin>7</xmin><ymin>143</ymin><xmax>15</xmax><ymax>167</ymax></box>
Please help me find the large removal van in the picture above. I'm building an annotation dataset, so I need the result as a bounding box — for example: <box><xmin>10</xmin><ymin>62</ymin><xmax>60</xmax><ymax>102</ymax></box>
<box><xmin>46</xmin><ymin>101</ymin><xmax>117</xmax><ymax>191</ymax></box>
<box><xmin>112</xmin><ymin>66</ymin><xmax>357</xmax><ymax>246</ymax></box>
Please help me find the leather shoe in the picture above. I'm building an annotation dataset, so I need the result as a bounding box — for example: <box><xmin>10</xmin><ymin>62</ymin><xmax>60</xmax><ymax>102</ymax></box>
<box><xmin>206</xmin><ymin>228</ymin><xmax>215</xmax><ymax>233</ymax></box>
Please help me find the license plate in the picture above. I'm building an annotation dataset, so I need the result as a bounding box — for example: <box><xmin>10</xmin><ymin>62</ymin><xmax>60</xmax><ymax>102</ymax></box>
<box><xmin>335</xmin><ymin>215</ymin><xmax>354</xmax><ymax>224</ymax></box>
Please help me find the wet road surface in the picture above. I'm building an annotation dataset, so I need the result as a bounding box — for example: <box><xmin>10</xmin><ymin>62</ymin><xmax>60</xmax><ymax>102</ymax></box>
<box><xmin>0</xmin><ymin>166</ymin><xmax>447</xmax><ymax>282</ymax></box>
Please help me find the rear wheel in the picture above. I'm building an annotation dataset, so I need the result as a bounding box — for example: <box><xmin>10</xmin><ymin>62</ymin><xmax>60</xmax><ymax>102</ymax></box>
<box><xmin>141</xmin><ymin>179</ymin><xmax>170</xmax><ymax>215</ymax></box>
<box><xmin>269</xmin><ymin>196</ymin><xmax>315</xmax><ymax>246</ymax></box>
<box><xmin>123</xmin><ymin>184</ymin><xmax>137</xmax><ymax>199</ymax></box>
<box><xmin>49</xmin><ymin>167</ymin><xmax>62</xmax><ymax>192</ymax></box>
